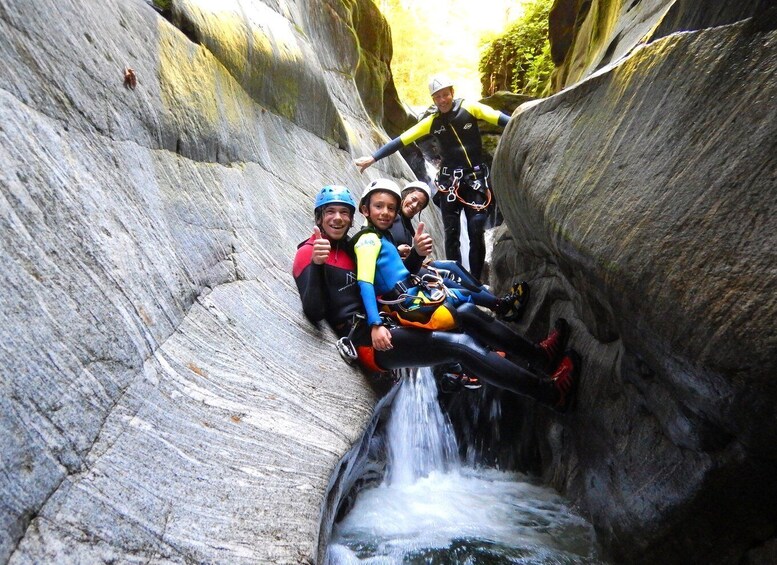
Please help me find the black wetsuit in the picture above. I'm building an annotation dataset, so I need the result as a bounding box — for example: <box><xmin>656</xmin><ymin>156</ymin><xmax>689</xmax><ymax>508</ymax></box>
<box><xmin>371</xmin><ymin>99</ymin><xmax>509</xmax><ymax>279</ymax></box>
<box><xmin>388</xmin><ymin>213</ymin><xmax>425</xmax><ymax>274</ymax></box>
<box><xmin>293</xmin><ymin>233</ymin><xmax>558</xmax><ymax>405</ymax></box>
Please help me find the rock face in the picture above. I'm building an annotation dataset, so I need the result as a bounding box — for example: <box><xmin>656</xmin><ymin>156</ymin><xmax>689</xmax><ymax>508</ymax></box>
<box><xmin>0</xmin><ymin>0</ymin><xmax>421</xmax><ymax>563</ymax></box>
<box><xmin>492</xmin><ymin>3</ymin><xmax>777</xmax><ymax>563</ymax></box>
<box><xmin>3</xmin><ymin>0</ymin><xmax>775</xmax><ymax>563</ymax></box>
<box><xmin>548</xmin><ymin>0</ymin><xmax>771</xmax><ymax>91</ymax></box>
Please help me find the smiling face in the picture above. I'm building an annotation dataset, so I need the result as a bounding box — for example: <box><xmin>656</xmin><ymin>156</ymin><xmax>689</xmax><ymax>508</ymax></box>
<box><xmin>361</xmin><ymin>191</ymin><xmax>399</xmax><ymax>231</ymax></box>
<box><xmin>318</xmin><ymin>204</ymin><xmax>353</xmax><ymax>241</ymax></box>
<box><xmin>401</xmin><ymin>190</ymin><xmax>428</xmax><ymax>219</ymax></box>
<box><xmin>431</xmin><ymin>86</ymin><xmax>454</xmax><ymax>114</ymax></box>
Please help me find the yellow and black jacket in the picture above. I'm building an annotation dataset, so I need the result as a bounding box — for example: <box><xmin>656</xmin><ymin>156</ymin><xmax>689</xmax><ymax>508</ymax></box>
<box><xmin>372</xmin><ymin>99</ymin><xmax>509</xmax><ymax>170</ymax></box>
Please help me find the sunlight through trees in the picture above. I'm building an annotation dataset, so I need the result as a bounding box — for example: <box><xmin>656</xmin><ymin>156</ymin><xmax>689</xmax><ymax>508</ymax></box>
<box><xmin>378</xmin><ymin>0</ymin><xmax>525</xmax><ymax>108</ymax></box>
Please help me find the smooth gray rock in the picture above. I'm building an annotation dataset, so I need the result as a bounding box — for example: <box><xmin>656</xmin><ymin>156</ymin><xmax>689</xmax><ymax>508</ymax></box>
<box><xmin>549</xmin><ymin>0</ymin><xmax>772</xmax><ymax>91</ymax></box>
<box><xmin>0</xmin><ymin>0</ymin><xmax>418</xmax><ymax>562</ymax></box>
<box><xmin>492</xmin><ymin>17</ymin><xmax>777</xmax><ymax>565</ymax></box>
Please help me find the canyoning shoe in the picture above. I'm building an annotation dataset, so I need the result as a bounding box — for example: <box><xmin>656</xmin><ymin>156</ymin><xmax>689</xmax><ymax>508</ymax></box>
<box><xmin>436</xmin><ymin>363</ymin><xmax>463</xmax><ymax>393</ymax></box>
<box><xmin>538</xmin><ymin>318</ymin><xmax>570</xmax><ymax>371</ymax></box>
<box><xmin>459</xmin><ymin>374</ymin><xmax>482</xmax><ymax>390</ymax></box>
<box><xmin>440</xmin><ymin>372</ymin><xmax>482</xmax><ymax>392</ymax></box>
<box><xmin>437</xmin><ymin>363</ymin><xmax>482</xmax><ymax>393</ymax></box>
<box><xmin>439</xmin><ymin>372</ymin><xmax>464</xmax><ymax>393</ymax></box>
<box><xmin>551</xmin><ymin>350</ymin><xmax>580</xmax><ymax>412</ymax></box>
<box><xmin>495</xmin><ymin>280</ymin><xmax>530</xmax><ymax>322</ymax></box>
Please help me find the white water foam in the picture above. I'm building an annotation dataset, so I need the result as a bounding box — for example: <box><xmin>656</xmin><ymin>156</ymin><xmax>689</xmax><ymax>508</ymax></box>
<box><xmin>329</xmin><ymin>368</ymin><xmax>602</xmax><ymax>563</ymax></box>
<box><xmin>385</xmin><ymin>368</ymin><xmax>459</xmax><ymax>485</ymax></box>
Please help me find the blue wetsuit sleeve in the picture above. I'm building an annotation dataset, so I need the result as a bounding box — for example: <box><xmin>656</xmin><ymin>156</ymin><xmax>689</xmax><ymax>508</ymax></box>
<box><xmin>373</xmin><ymin>137</ymin><xmax>404</xmax><ymax>161</ymax></box>
<box><xmin>498</xmin><ymin>113</ymin><xmax>509</xmax><ymax>128</ymax></box>
<box><xmin>357</xmin><ymin>281</ymin><xmax>382</xmax><ymax>326</ymax></box>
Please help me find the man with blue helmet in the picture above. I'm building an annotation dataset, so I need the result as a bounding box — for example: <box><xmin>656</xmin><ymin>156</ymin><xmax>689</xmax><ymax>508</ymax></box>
<box><xmin>293</xmin><ymin>185</ymin><xmax>362</xmax><ymax>328</ymax></box>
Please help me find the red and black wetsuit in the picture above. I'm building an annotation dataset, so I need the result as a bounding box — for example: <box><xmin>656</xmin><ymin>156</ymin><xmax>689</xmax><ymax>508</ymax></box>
<box><xmin>292</xmin><ymin>233</ymin><xmax>559</xmax><ymax>405</ymax></box>
<box><xmin>293</xmin><ymin>233</ymin><xmax>361</xmax><ymax>335</ymax></box>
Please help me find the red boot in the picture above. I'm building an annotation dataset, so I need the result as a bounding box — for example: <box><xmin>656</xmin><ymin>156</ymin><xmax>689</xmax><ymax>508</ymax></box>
<box><xmin>551</xmin><ymin>350</ymin><xmax>580</xmax><ymax>412</ymax></box>
<box><xmin>538</xmin><ymin>318</ymin><xmax>570</xmax><ymax>371</ymax></box>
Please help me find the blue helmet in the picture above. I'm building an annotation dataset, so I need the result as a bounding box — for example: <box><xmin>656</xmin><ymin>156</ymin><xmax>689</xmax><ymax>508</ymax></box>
<box><xmin>314</xmin><ymin>185</ymin><xmax>356</xmax><ymax>214</ymax></box>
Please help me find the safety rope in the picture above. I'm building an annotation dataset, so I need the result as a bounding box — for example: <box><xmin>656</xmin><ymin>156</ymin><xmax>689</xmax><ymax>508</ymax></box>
<box><xmin>377</xmin><ymin>274</ymin><xmax>450</xmax><ymax>311</ymax></box>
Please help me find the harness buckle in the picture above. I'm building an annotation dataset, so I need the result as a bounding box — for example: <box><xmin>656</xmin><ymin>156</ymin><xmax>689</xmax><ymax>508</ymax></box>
<box><xmin>335</xmin><ymin>312</ymin><xmax>365</xmax><ymax>364</ymax></box>
<box><xmin>336</xmin><ymin>337</ymin><xmax>358</xmax><ymax>364</ymax></box>
<box><xmin>379</xmin><ymin>312</ymin><xmax>398</xmax><ymax>328</ymax></box>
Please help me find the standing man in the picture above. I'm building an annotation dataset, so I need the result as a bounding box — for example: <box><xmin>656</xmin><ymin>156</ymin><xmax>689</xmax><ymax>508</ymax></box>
<box><xmin>354</xmin><ymin>75</ymin><xmax>510</xmax><ymax>280</ymax></box>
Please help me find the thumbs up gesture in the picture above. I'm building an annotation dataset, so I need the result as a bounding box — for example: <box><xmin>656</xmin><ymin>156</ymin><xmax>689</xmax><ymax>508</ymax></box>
<box><xmin>413</xmin><ymin>222</ymin><xmax>433</xmax><ymax>257</ymax></box>
<box><xmin>311</xmin><ymin>226</ymin><xmax>331</xmax><ymax>265</ymax></box>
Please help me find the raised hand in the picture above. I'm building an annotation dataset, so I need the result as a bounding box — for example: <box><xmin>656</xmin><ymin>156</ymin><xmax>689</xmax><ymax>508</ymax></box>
<box><xmin>354</xmin><ymin>155</ymin><xmax>376</xmax><ymax>173</ymax></box>
<box><xmin>413</xmin><ymin>221</ymin><xmax>433</xmax><ymax>257</ymax></box>
<box><xmin>311</xmin><ymin>226</ymin><xmax>331</xmax><ymax>265</ymax></box>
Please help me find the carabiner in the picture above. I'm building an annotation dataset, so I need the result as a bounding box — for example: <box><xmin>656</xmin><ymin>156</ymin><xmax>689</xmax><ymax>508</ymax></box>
<box><xmin>336</xmin><ymin>337</ymin><xmax>358</xmax><ymax>364</ymax></box>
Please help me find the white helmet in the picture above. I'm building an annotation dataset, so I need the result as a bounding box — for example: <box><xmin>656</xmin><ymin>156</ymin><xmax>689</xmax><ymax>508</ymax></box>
<box><xmin>401</xmin><ymin>181</ymin><xmax>431</xmax><ymax>209</ymax></box>
<box><xmin>428</xmin><ymin>75</ymin><xmax>454</xmax><ymax>96</ymax></box>
<box><xmin>360</xmin><ymin>178</ymin><xmax>402</xmax><ymax>208</ymax></box>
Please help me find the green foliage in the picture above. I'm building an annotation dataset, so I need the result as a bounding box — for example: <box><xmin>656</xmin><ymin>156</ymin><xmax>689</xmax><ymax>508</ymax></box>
<box><xmin>153</xmin><ymin>0</ymin><xmax>171</xmax><ymax>12</ymax></box>
<box><xmin>380</xmin><ymin>0</ymin><xmax>459</xmax><ymax>107</ymax></box>
<box><xmin>379</xmin><ymin>0</ymin><xmax>515</xmax><ymax>107</ymax></box>
<box><xmin>479</xmin><ymin>0</ymin><xmax>554</xmax><ymax>98</ymax></box>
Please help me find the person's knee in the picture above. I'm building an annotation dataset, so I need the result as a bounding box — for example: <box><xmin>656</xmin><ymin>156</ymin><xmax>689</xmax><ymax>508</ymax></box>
<box><xmin>456</xmin><ymin>302</ymin><xmax>483</xmax><ymax>322</ymax></box>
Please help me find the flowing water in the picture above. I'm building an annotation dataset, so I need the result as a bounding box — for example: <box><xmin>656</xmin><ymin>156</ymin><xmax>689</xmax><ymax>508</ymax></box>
<box><xmin>327</xmin><ymin>368</ymin><xmax>604</xmax><ymax>564</ymax></box>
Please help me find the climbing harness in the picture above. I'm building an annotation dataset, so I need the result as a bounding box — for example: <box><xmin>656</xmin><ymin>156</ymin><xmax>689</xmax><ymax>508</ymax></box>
<box><xmin>377</xmin><ymin>273</ymin><xmax>451</xmax><ymax>311</ymax></box>
<box><xmin>434</xmin><ymin>164</ymin><xmax>493</xmax><ymax>212</ymax></box>
<box><xmin>335</xmin><ymin>312</ymin><xmax>398</xmax><ymax>365</ymax></box>
<box><xmin>423</xmin><ymin>264</ymin><xmax>462</xmax><ymax>286</ymax></box>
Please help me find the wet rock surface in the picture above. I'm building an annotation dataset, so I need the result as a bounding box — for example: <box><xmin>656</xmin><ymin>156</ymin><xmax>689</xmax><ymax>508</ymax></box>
<box><xmin>0</xmin><ymin>0</ymin><xmax>416</xmax><ymax>562</ymax></box>
<box><xmin>548</xmin><ymin>0</ymin><xmax>773</xmax><ymax>90</ymax></box>
<box><xmin>3</xmin><ymin>0</ymin><xmax>776</xmax><ymax>563</ymax></box>
<box><xmin>492</xmin><ymin>11</ymin><xmax>777</xmax><ymax>565</ymax></box>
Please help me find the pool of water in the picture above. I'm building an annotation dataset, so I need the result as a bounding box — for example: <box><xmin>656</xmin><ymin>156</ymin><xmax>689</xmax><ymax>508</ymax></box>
<box><xmin>327</xmin><ymin>369</ymin><xmax>604</xmax><ymax>564</ymax></box>
<box><xmin>329</xmin><ymin>467</ymin><xmax>602</xmax><ymax>563</ymax></box>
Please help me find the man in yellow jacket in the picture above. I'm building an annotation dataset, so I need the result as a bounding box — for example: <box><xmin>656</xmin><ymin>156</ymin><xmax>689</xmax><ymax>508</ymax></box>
<box><xmin>355</xmin><ymin>75</ymin><xmax>510</xmax><ymax>280</ymax></box>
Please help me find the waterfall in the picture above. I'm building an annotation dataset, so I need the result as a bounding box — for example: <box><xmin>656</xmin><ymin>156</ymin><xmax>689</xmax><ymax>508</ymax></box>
<box><xmin>328</xmin><ymin>368</ymin><xmax>604</xmax><ymax>563</ymax></box>
<box><xmin>386</xmin><ymin>368</ymin><xmax>459</xmax><ymax>485</ymax></box>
